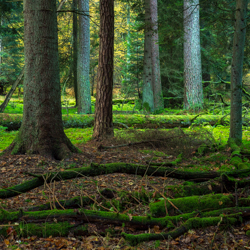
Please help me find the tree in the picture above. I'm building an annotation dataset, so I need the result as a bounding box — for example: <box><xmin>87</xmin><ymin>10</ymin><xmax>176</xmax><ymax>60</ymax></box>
<box><xmin>183</xmin><ymin>0</ymin><xmax>203</xmax><ymax>110</ymax></box>
<box><xmin>150</xmin><ymin>0</ymin><xmax>163</xmax><ymax>111</ymax></box>
<box><xmin>142</xmin><ymin>0</ymin><xmax>163</xmax><ymax>112</ymax></box>
<box><xmin>77</xmin><ymin>0</ymin><xmax>91</xmax><ymax>114</ymax></box>
<box><xmin>93</xmin><ymin>0</ymin><xmax>114</xmax><ymax>139</ymax></box>
<box><xmin>72</xmin><ymin>0</ymin><xmax>78</xmax><ymax>106</ymax></box>
<box><xmin>229</xmin><ymin>0</ymin><xmax>248</xmax><ymax>145</ymax></box>
<box><xmin>142</xmin><ymin>0</ymin><xmax>154</xmax><ymax>111</ymax></box>
<box><xmin>7</xmin><ymin>0</ymin><xmax>78</xmax><ymax>159</ymax></box>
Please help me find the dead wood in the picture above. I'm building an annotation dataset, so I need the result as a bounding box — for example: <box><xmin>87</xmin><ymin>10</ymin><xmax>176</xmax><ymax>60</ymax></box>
<box><xmin>1</xmin><ymin>162</ymin><xmax>250</xmax><ymax>199</ymax></box>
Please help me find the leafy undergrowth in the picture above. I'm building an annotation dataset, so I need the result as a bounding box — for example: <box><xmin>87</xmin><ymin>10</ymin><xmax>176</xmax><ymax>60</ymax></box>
<box><xmin>1</xmin><ymin>128</ymin><xmax>250</xmax><ymax>249</ymax></box>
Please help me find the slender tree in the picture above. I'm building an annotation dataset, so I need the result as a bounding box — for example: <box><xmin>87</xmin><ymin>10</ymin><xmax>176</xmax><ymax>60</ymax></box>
<box><xmin>73</xmin><ymin>0</ymin><xmax>78</xmax><ymax>106</ymax></box>
<box><xmin>93</xmin><ymin>0</ymin><xmax>114</xmax><ymax>139</ymax></box>
<box><xmin>229</xmin><ymin>0</ymin><xmax>248</xmax><ymax>145</ymax></box>
<box><xmin>77</xmin><ymin>0</ymin><xmax>91</xmax><ymax>114</ymax></box>
<box><xmin>183</xmin><ymin>0</ymin><xmax>203</xmax><ymax>110</ymax></box>
<box><xmin>7</xmin><ymin>0</ymin><xmax>78</xmax><ymax>159</ymax></box>
<box><xmin>150</xmin><ymin>0</ymin><xmax>163</xmax><ymax>111</ymax></box>
<box><xmin>142</xmin><ymin>0</ymin><xmax>154</xmax><ymax>111</ymax></box>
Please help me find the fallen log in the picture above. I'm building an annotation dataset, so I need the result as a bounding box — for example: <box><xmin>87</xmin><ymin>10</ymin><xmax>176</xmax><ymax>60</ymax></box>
<box><xmin>2</xmin><ymin>162</ymin><xmax>250</xmax><ymax>199</ymax></box>
<box><xmin>1</xmin><ymin>206</ymin><xmax>250</xmax><ymax>242</ymax></box>
<box><xmin>149</xmin><ymin>193</ymin><xmax>250</xmax><ymax>217</ymax></box>
<box><xmin>122</xmin><ymin>214</ymin><xmax>240</xmax><ymax>246</ymax></box>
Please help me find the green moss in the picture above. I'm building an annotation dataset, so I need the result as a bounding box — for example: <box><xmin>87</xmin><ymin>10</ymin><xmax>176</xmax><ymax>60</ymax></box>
<box><xmin>150</xmin><ymin>194</ymin><xmax>235</xmax><ymax>217</ymax></box>
<box><xmin>246</xmin><ymin>230</ymin><xmax>250</xmax><ymax>236</ymax></box>
<box><xmin>123</xmin><ymin>214</ymin><xmax>239</xmax><ymax>246</ymax></box>
<box><xmin>230</xmin><ymin>156</ymin><xmax>242</xmax><ymax>164</ymax></box>
<box><xmin>0</xmin><ymin>221</ymin><xmax>72</xmax><ymax>238</ymax></box>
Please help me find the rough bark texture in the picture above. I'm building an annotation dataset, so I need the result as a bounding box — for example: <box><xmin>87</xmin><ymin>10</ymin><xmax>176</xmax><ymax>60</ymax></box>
<box><xmin>93</xmin><ymin>0</ymin><xmax>114</xmax><ymax>139</ymax></box>
<box><xmin>229</xmin><ymin>0</ymin><xmax>248</xmax><ymax>145</ymax></box>
<box><xmin>142</xmin><ymin>0</ymin><xmax>154</xmax><ymax>112</ymax></box>
<box><xmin>73</xmin><ymin>0</ymin><xmax>78</xmax><ymax>106</ymax></box>
<box><xmin>77</xmin><ymin>0</ymin><xmax>91</xmax><ymax>114</ymax></box>
<box><xmin>183</xmin><ymin>0</ymin><xmax>203</xmax><ymax>110</ymax></box>
<box><xmin>7</xmin><ymin>0</ymin><xmax>78</xmax><ymax>159</ymax></box>
<box><xmin>150</xmin><ymin>0</ymin><xmax>164</xmax><ymax>111</ymax></box>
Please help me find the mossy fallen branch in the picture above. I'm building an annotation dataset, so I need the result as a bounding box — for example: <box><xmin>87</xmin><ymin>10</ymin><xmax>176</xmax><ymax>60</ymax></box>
<box><xmin>122</xmin><ymin>214</ymin><xmax>240</xmax><ymax>246</ymax></box>
<box><xmin>149</xmin><ymin>193</ymin><xmax>250</xmax><ymax>217</ymax></box>
<box><xmin>2</xmin><ymin>162</ymin><xmax>250</xmax><ymax>199</ymax></box>
<box><xmin>1</xmin><ymin>206</ymin><xmax>249</xmax><ymax>240</ymax></box>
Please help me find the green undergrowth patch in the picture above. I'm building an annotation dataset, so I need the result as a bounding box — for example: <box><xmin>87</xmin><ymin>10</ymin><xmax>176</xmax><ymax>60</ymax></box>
<box><xmin>64</xmin><ymin>128</ymin><xmax>93</xmax><ymax>144</ymax></box>
<box><xmin>0</xmin><ymin>113</ymin><xmax>234</xmax><ymax>130</ymax></box>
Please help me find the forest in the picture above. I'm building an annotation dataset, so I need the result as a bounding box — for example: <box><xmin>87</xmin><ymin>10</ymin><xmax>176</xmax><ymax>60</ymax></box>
<box><xmin>0</xmin><ymin>0</ymin><xmax>250</xmax><ymax>249</ymax></box>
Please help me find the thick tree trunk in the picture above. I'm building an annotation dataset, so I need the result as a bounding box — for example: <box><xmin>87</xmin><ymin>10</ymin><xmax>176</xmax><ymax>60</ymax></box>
<box><xmin>73</xmin><ymin>0</ymin><xmax>78</xmax><ymax>106</ymax></box>
<box><xmin>183</xmin><ymin>0</ymin><xmax>203</xmax><ymax>110</ymax></box>
<box><xmin>229</xmin><ymin>0</ymin><xmax>248</xmax><ymax>145</ymax></box>
<box><xmin>77</xmin><ymin>0</ymin><xmax>91</xmax><ymax>114</ymax></box>
<box><xmin>150</xmin><ymin>0</ymin><xmax>164</xmax><ymax>111</ymax></box>
<box><xmin>142</xmin><ymin>0</ymin><xmax>154</xmax><ymax>112</ymax></box>
<box><xmin>93</xmin><ymin>0</ymin><xmax>114</xmax><ymax>139</ymax></box>
<box><xmin>7</xmin><ymin>0</ymin><xmax>78</xmax><ymax>160</ymax></box>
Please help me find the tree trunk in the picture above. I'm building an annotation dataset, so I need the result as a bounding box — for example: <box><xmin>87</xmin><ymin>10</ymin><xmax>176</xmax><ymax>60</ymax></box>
<box><xmin>150</xmin><ymin>0</ymin><xmax>164</xmax><ymax>111</ymax></box>
<box><xmin>77</xmin><ymin>0</ymin><xmax>91</xmax><ymax>114</ymax></box>
<box><xmin>73</xmin><ymin>0</ymin><xmax>78</xmax><ymax>106</ymax></box>
<box><xmin>7</xmin><ymin>0</ymin><xmax>78</xmax><ymax>160</ymax></box>
<box><xmin>142</xmin><ymin>0</ymin><xmax>154</xmax><ymax>112</ymax></box>
<box><xmin>229</xmin><ymin>0</ymin><xmax>248</xmax><ymax>145</ymax></box>
<box><xmin>183</xmin><ymin>0</ymin><xmax>203</xmax><ymax>110</ymax></box>
<box><xmin>93</xmin><ymin>0</ymin><xmax>114</xmax><ymax>139</ymax></box>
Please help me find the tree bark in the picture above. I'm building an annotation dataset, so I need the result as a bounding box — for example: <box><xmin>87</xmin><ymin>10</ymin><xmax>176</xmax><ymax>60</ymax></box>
<box><xmin>73</xmin><ymin>0</ymin><xmax>78</xmax><ymax>106</ymax></box>
<box><xmin>150</xmin><ymin>0</ymin><xmax>164</xmax><ymax>111</ymax></box>
<box><xmin>142</xmin><ymin>0</ymin><xmax>154</xmax><ymax>112</ymax></box>
<box><xmin>183</xmin><ymin>0</ymin><xmax>203</xmax><ymax>110</ymax></box>
<box><xmin>7</xmin><ymin>0</ymin><xmax>78</xmax><ymax>160</ymax></box>
<box><xmin>93</xmin><ymin>0</ymin><xmax>114</xmax><ymax>139</ymax></box>
<box><xmin>77</xmin><ymin>0</ymin><xmax>91</xmax><ymax>114</ymax></box>
<box><xmin>229</xmin><ymin>0</ymin><xmax>248</xmax><ymax>145</ymax></box>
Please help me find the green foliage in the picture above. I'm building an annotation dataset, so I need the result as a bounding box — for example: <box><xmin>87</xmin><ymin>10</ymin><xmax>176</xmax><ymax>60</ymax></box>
<box><xmin>0</xmin><ymin>1</ymin><xmax>24</xmax><ymax>89</ymax></box>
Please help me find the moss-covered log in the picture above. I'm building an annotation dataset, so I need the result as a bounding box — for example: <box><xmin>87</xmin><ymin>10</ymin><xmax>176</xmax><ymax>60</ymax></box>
<box><xmin>149</xmin><ymin>193</ymin><xmax>250</xmax><ymax>217</ymax></box>
<box><xmin>2</xmin><ymin>162</ymin><xmax>250</xmax><ymax>199</ymax></box>
<box><xmin>1</xmin><ymin>207</ymin><xmax>250</xmax><ymax>241</ymax></box>
<box><xmin>122</xmin><ymin>214</ymin><xmax>240</xmax><ymax>246</ymax></box>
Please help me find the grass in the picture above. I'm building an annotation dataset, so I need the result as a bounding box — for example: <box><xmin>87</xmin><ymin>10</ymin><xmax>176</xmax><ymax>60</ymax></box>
<box><xmin>0</xmin><ymin>126</ymin><xmax>249</xmax><ymax>152</ymax></box>
<box><xmin>0</xmin><ymin>96</ymin><xmax>139</xmax><ymax>115</ymax></box>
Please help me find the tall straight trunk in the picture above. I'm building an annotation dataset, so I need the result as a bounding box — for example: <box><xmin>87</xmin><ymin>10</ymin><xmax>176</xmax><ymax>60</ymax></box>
<box><xmin>229</xmin><ymin>0</ymin><xmax>248</xmax><ymax>145</ymax></box>
<box><xmin>73</xmin><ymin>0</ymin><xmax>78</xmax><ymax>106</ymax></box>
<box><xmin>77</xmin><ymin>0</ymin><xmax>91</xmax><ymax>114</ymax></box>
<box><xmin>93</xmin><ymin>0</ymin><xmax>114</xmax><ymax>139</ymax></box>
<box><xmin>0</xmin><ymin>16</ymin><xmax>2</xmax><ymax>66</ymax></box>
<box><xmin>150</xmin><ymin>0</ymin><xmax>163</xmax><ymax>111</ymax></box>
<box><xmin>126</xmin><ymin>4</ymin><xmax>131</xmax><ymax>73</ymax></box>
<box><xmin>142</xmin><ymin>0</ymin><xmax>154</xmax><ymax>112</ymax></box>
<box><xmin>183</xmin><ymin>0</ymin><xmax>203</xmax><ymax>110</ymax></box>
<box><xmin>7</xmin><ymin>0</ymin><xmax>77</xmax><ymax>160</ymax></box>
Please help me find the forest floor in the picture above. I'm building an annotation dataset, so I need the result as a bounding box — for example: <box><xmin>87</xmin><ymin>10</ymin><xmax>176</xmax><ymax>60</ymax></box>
<box><xmin>0</xmin><ymin>138</ymin><xmax>250</xmax><ymax>249</ymax></box>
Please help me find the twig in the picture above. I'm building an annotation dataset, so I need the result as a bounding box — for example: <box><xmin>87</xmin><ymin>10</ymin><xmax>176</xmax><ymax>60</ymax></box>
<box><xmin>150</xmin><ymin>185</ymin><xmax>183</xmax><ymax>214</ymax></box>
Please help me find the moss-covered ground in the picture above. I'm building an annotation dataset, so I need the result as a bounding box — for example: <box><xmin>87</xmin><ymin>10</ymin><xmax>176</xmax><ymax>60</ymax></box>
<box><xmin>1</xmin><ymin>96</ymin><xmax>250</xmax><ymax>249</ymax></box>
